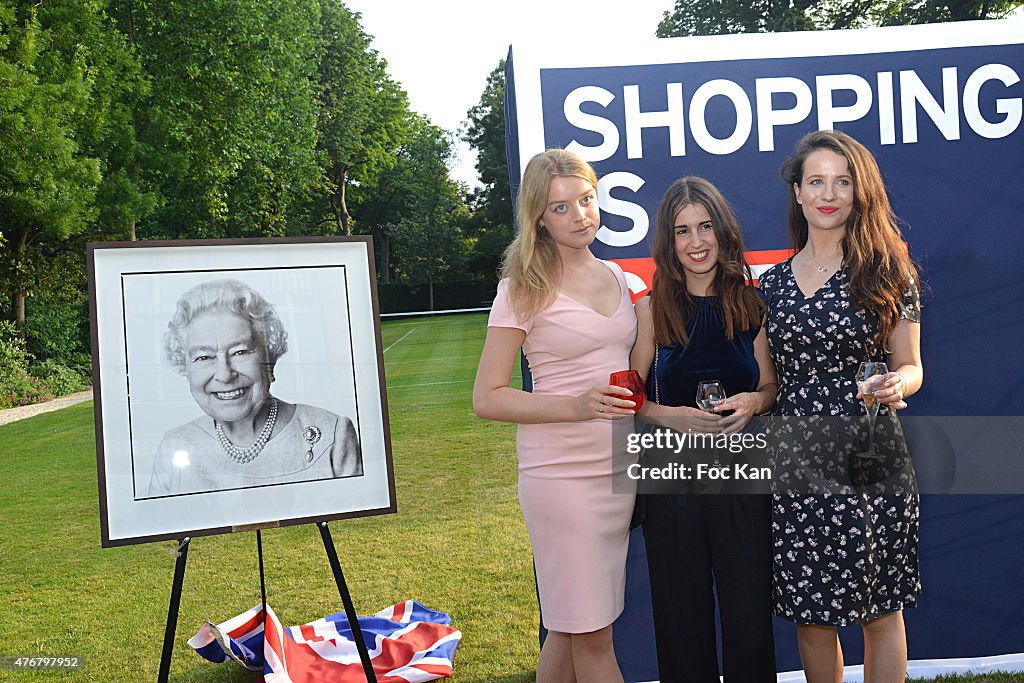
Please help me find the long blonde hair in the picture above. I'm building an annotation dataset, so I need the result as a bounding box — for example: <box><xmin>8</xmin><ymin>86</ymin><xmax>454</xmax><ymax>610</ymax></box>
<box><xmin>500</xmin><ymin>149</ymin><xmax>599</xmax><ymax>320</ymax></box>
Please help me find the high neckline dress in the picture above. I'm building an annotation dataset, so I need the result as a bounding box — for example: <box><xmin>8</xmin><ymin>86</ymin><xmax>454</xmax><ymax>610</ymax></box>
<box><xmin>642</xmin><ymin>291</ymin><xmax>776</xmax><ymax>682</ymax></box>
<box><xmin>487</xmin><ymin>260</ymin><xmax>638</xmax><ymax>633</ymax></box>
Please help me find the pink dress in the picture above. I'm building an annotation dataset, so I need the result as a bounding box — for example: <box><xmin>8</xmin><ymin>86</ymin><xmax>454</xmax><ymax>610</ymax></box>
<box><xmin>488</xmin><ymin>260</ymin><xmax>638</xmax><ymax>633</ymax></box>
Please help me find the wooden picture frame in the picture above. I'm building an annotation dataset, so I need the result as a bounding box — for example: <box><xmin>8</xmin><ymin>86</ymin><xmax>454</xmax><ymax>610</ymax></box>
<box><xmin>88</xmin><ymin>237</ymin><xmax>395</xmax><ymax>547</ymax></box>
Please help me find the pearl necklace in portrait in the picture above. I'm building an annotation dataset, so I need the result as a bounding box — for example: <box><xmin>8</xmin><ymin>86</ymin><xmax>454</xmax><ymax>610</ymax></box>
<box><xmin>215</xmin><ymin>398</ymin><xmax>278</xmax><ymax>464</ymax></box>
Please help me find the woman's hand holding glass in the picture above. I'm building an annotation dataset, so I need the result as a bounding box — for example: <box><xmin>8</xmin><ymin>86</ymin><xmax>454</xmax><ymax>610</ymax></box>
<box><xmin>858</xmin><ymin>371</ymin><xmax>908</xmax><ymax>410</ymax></box>
<box><xmin>696</xmin><ymin>381</ymin><xmax>727</xmax><ymax>465</ymax></box>
<box><xmin>713</xmin><ymin>392</ymin><xmax>762</xmax><ymax>435</ymax></box>
<box><xmin>575</xmin><ymin>384</ymin><xmax>635</xmax><ymax>420</ymax></box>
<box><xmin>666</xmin><ymin>404</ymin><xmax>723</xmax><ymax>433</ymax></box>
<box><xmin>609</xmin><ymin>370</ymin><xmax>645</xmax><ymax>411</ymax></box>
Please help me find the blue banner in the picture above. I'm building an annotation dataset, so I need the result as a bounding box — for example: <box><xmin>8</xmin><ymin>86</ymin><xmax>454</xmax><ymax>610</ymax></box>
<box><xmin>508</xmin><ymin>19</ymin><xmax>1024</xmax><ymax>680</ymax></box>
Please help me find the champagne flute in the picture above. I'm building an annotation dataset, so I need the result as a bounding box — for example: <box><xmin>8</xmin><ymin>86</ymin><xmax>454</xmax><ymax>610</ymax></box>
<box><xmin>856</xmin><ymin>361</ymin><xmax>888</xmax><ymax>458</ymax></box>
<box><xmin>696</xmin><ymin>380</ymin><xmax>726</xmax><ymax>466</ymax></box>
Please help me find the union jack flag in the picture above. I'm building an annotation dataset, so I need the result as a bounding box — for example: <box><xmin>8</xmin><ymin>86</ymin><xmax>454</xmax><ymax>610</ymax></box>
<box><xmin>189</xmin><ymin>600</ymin><xmax>462</xmax><ymax>682</ymax></box>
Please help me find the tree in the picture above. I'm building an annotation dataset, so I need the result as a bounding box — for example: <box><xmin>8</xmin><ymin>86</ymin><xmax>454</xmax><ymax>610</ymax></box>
<box><xmin>45</xmin><ymin>0</ymin><xmax>152</xmax><ymax>245</ymax></box>
<box><xmin>872</xmin><ymin>0</ymin><xmax>1023</xmax><ymax>24</ymax></box>
<box><xmin>657</xmin><ymin>0</ymin><xmax>820</xmax><ymax>35</ymax></box>
<box><xmin>315</xmin><ymin>0</ymin><xmax>409</xmax><ymax>237</ymax></box>
<box><xmin>461</xmin><ymin>60</ymin><xmax>514</xmax><ymax>280</ymax></box>
<box><xmin>109</xmin><ymin>0</ymin><xmax>322</xmax><ymax>240</ymax></box>
<box><xmin>390</xmin><ymin>119</ymin><xmax>469</xmax><ymax>302</ymax></box>
<box><xmin>0</xmin><ymin>3</ymin><xmax>102</xmax><ymax>329</ymax></box>
<box><xmin>656</xmin><ymin>0</ymin><xmax>1023</xmax><ymax>37</ymax></box>
<box><xmin>357</xmin><ymin>115</ymin><xmax>469</xmax><ymax>289</ymax></box>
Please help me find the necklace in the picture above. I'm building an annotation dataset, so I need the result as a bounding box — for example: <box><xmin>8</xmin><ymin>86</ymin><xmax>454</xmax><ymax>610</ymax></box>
<box><xmin>815</xmin><ymin>260</ymin><xmax>844</xmax><ymax>273</ymax></box>
<box><xmin>215</xmin><ymin>398</ymin><xmax>278</xmax><ymax>464</ymax></box>
<box><xmin>803</xmin><ymin>250</ymin><xmax>841</xmax><ymax>274</ymax></box>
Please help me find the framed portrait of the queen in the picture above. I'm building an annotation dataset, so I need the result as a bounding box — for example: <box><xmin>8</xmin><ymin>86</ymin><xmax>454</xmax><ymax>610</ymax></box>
<box><xmin>88</xmin><ymin>237</ymin><xmax>395</xmax><ymax>547</ymax></box>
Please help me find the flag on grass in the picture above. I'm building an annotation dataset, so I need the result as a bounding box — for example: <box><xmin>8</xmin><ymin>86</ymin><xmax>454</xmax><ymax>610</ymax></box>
<box><xmin>189</xmin><ymin>600</ymin><xmax>461</xmax><ymax>682</ymax></box>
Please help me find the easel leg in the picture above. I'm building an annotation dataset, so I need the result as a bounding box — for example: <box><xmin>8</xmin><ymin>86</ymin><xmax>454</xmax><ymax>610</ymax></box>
<box><xmin>318</xmin><ymin>522</ymin><xmax>378</xmax><ymax>683</ymax></box>
<box><xmin>158</xmin><ymin>537</ymin><xmax>190</xmax><ymax>683</ymax></box>
<box><xmin>257</xmin><ymin>530</ymin><xmax>267</xmax><ymax>617</ymax></box>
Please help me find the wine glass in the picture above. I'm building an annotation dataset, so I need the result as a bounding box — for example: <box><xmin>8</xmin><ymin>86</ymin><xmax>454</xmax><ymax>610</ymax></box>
<box><xmin>696</xmin><ymin>380</ymin><xmax>726</xmax><ymax>466</ymax></box>
<box><xmin>696</xmin><ymin>380</ymin><xmax>726</xmax><ymax>412</ymax></box>
<box><xmin>856</xmin><ymin>361</ymin><xmax>888</xmax><ymax>458</ymax></box>
<box><xmin>609</xmin><ymin>370</ymin><xmax>645</xmax><ymax>411</ymax></box>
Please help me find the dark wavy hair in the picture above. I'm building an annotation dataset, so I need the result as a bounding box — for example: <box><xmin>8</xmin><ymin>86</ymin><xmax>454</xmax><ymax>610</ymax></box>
<box><xmin>163</xmin><ymin>279</ymin><xmax>288</xmax><ymax>374</ymax></box>
<box><xmin>781</xmin><ymin>130</ymin><xmax>918</xmax><ymax>351</ymax></box>
<box><xmin>649</xmin><ymin>177</ymin><xmax>764</xmax><ymax>346</ymax></box>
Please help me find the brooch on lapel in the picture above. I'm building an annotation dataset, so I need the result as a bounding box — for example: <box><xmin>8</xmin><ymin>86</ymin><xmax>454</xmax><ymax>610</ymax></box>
<box><xmin>303</xmin><ymin>425</ymin><xmax>322</xmax><ymax>462</ymax></box>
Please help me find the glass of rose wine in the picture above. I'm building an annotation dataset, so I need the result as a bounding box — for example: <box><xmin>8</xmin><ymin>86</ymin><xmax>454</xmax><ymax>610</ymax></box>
<box><xmin>856</xmin><ymin>361</ymin><xmax>888</xmax><ymax>458</ymax></box>
<box><xmin>609</xmin><ymin>370</ymin><xmax>645</xmax><ymax>412</ymax></box>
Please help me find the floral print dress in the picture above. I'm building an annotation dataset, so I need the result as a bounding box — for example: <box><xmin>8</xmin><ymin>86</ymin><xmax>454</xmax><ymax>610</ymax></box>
<box><xmin>759</xmin><ymin>258</ymin><xmax>922</xmax><ymax>626</ymax></box>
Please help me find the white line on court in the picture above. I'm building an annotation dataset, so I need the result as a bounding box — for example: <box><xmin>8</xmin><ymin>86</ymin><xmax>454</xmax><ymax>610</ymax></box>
<box><xmin>389</xmin><ymin>379</ymin><xmax>474</xmax><ymax>388</ymax></box>
<box><xmin>383</xmin><ymin>328</ymin><xmax>415</xmax><ymax>353</ymax></box>
<box><xmin>388</xmin><ymin>378</ymin><xmax>523</xmax><ymax>389</ymax></box>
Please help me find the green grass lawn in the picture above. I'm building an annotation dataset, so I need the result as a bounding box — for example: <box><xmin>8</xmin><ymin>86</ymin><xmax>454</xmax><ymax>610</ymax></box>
<box><xmin>0</xmin><ymin>313</ymin><xmax>536</xmax><ymax>681</ymax></box>
<box><xmin>0</xmin><ymin>312</ymin><xmax>1020</xmax><ymax>682</ymax></box>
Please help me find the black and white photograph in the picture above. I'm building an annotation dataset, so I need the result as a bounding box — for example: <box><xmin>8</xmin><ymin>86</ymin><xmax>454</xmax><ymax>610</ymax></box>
<box><xmin>135</xmin><ymin>272</ymin><xmax>363</xmax><ymax>499</ymax></box>
<box><xmin>89</xmin><ymin>238</ymin><xmax>395</xmax><ymax>546</ymax></box>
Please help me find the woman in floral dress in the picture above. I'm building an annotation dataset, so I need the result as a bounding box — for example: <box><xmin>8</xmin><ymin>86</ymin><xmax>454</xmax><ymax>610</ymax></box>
<box><xmin>758</xmin><ymin>130</ymin><xmax>923</xmax><ymax>683</ymax></box>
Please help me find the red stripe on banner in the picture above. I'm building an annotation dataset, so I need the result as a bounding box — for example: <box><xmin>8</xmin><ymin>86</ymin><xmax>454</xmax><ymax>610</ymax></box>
<box><xmin>226</xmin><ymin>610</ymin><xmax>264</xmax><ymax>640</ymax></box>
<box><xmin>268</xmin><ymin>621</ymin><xmax>352</xmax><ymax>681</ymax></box>
<box><xmin>609</xmin><ymin>257</ymin><xmax>655</xmax><ymax>302</ymax></box>
<box><xmin>299</xmin><ymin>623</ymin><xmax>325</xmax><ymax>643</ymax></box>
<box><xmin>262</xmin><ymin>607</ymin><xmax>292</xmax><ymax>676</ymax></box>
<box><xmin>372</xmin><ymin>624</ymin><xmax>455</xmax><ymax>670</ymax></box>
<box><xmin>746</xmin><ymin>248</ymin><xmax>796</xmax><ymax>265</ymax></box>
<box><xmin>412</xmin><ymin>663</ymin><xmax>455</xmax><ymax>676</ymax></box>
<box><xmin>391</xmin><ymin>601</ymin><xmax>407</xmax><ymax>623</ymax></box>
<box><xmin>378</xmin><ymin>674</ymin><xmax>430</xmax><ymax>683</ymax></box>
<box><xmin>612</xmin><ymin>249</ymin><xmax>794</xmax><ymax>302</ymax></box>
<box><xmin>266</xmin><ymin>620</ymin><xmax>458</xmax><ymax>682</ymax></box>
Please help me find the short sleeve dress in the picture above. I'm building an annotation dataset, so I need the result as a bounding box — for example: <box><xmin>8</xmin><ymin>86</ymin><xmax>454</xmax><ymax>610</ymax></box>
<box><xmin>487</xmin><ymin>260</ymin><xmax>638</xmax><ymax>633</ymax></box>
<box><xmin>759</xmin><ymin>259</ymin><xmax>922</xmax><ymax>626</ymax></box>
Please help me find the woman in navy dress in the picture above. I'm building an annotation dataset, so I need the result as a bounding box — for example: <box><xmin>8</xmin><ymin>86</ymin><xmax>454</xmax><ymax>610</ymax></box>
<box><xmin>631</xmin><ymin>177</ymin><xmax>778</xmax><ymax>682</ymax></box>
<box><xmin>759</xmin><ymin>130</ymin><xmax>923</xmax><ymax>683</ymax></box>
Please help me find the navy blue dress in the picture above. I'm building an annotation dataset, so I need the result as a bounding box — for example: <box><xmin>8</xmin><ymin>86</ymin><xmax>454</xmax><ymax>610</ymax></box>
<box><xmin>759</xmin><ymin>259</ymin><xmax>921</xmax><ymax>627</ymax></box>
<box><xmin>642</xmin><ymin>292</ymin><xmax>776</xmax><ymax>683</ymax></box>
<box><xmin>650</xmin><ymin>295</ymin><xmax>762</xmax><ymax>407</ymax></box>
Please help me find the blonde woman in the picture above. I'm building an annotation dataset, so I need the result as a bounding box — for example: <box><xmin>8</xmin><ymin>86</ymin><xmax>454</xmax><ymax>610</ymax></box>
<box><xmin>474</xmin><ymin>149</ymin><xmax>637</xmax><ymax>683</ymax></box>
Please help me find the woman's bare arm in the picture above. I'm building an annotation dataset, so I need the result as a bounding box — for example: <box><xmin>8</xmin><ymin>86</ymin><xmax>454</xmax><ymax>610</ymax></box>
<box><xmin>473</xmin><ymin>326</ymin><xmax>634</xmax><ymax>424</ymax></box>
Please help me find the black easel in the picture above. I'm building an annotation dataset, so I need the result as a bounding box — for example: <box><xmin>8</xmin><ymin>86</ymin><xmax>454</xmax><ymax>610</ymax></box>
<box><xmin>257</xmin><ymin>529</ymin><xmax>268</xmax><ymax>621</ymax></box>
<box><xmin>157</xmin><ymin>527</ymin><xmax>376</xmax><ymax>683</ymax></box>
<box><xmin>318</xmin><ymin>521</ymin><xmax>378</xmax><ymax>683</ymax></box>
<box><xmin>158</xmin><ymin>537</ymin><xmax>190</xmax><ymax>683</ymax></box>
